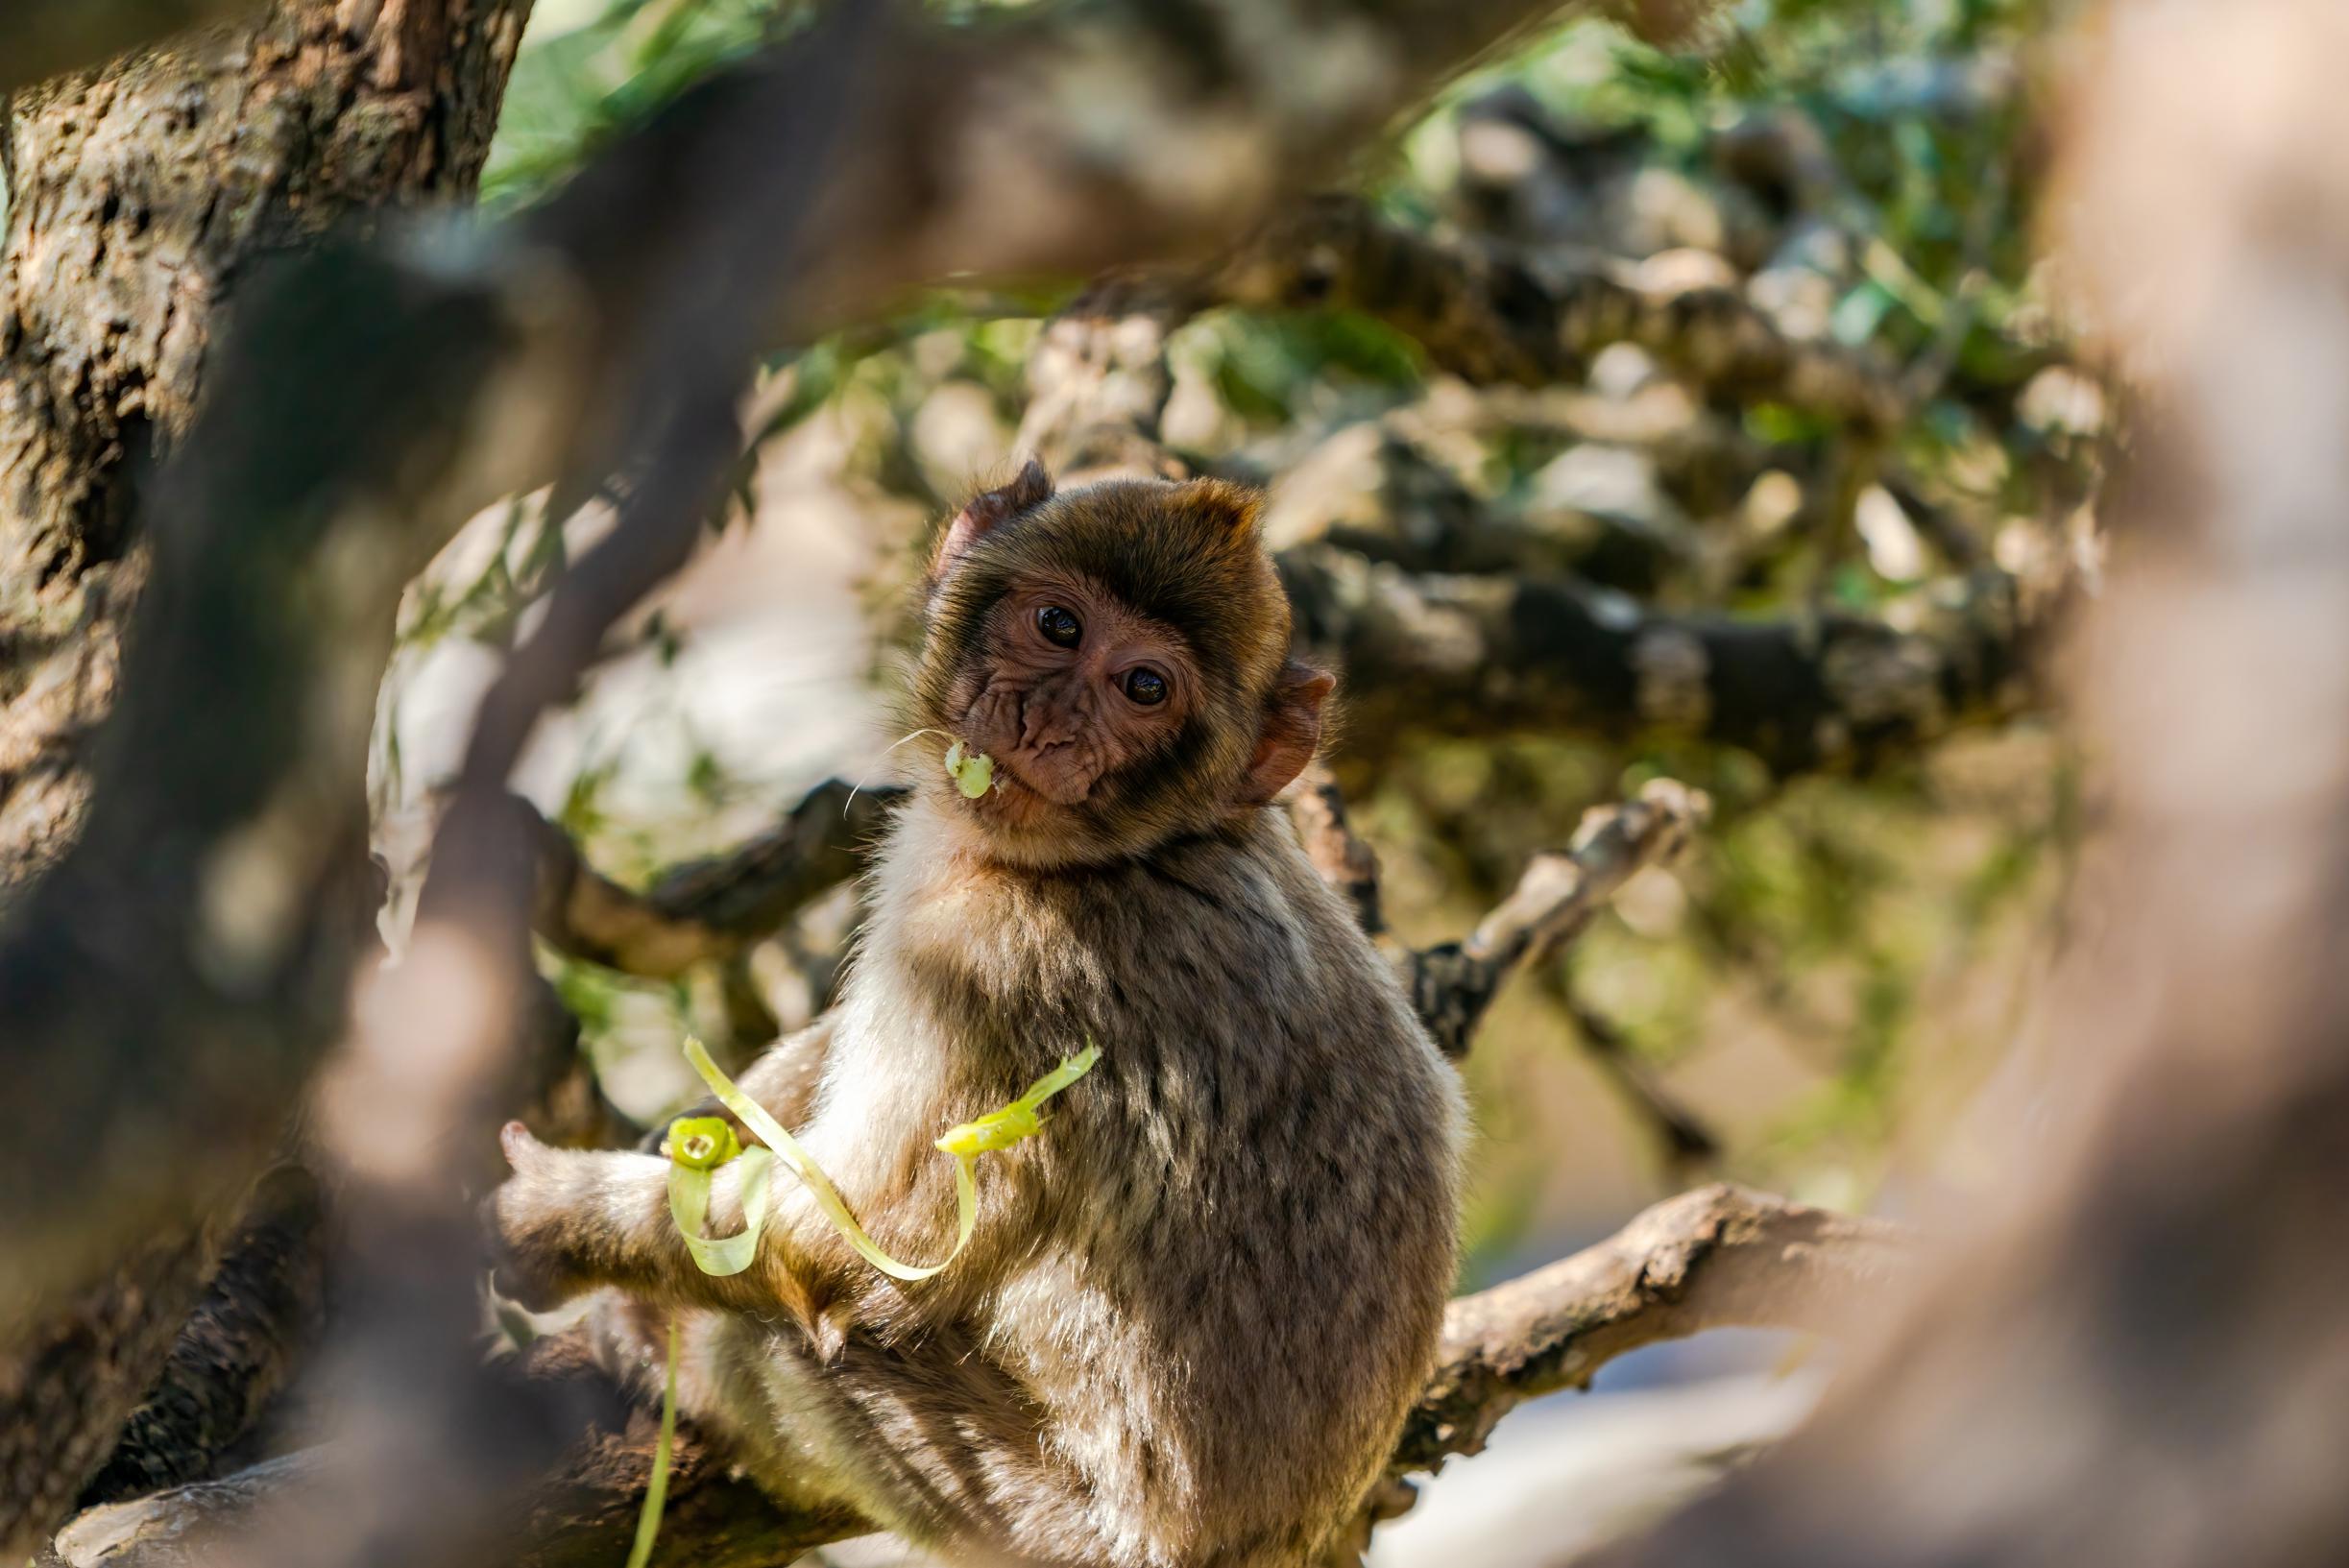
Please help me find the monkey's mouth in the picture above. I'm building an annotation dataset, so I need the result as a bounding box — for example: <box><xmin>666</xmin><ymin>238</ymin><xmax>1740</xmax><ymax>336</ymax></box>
<box><xmin>969</xmin><ymin>751</ymin><xmax>1091</xmax><ymax>811</ymax></box>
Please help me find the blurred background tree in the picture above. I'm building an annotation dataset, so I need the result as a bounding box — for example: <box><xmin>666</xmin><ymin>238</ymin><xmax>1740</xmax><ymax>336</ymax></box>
<box><xmin>381</xmin><ymin>0</ymin><xmax>2091</xmax><ymax>1279</ymax></box>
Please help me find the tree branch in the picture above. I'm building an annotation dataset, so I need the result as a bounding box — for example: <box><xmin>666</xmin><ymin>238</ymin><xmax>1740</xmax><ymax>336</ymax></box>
<box><xmin>1280</xmin><ymin>545</ymin><xmax>2045</xmax><ymax>775</ymax></box>
<box><xmin>1406</xmin><ymin>778</ymin><xmax>1709</xmax><ymax>1057</ymax></box>
<box><xmin>1222</xmin><ymin>194</ymin><xmax>1906</xmax><ymax>425</ymax></box>
<box><xmin>51</xmin><ymin>1186</ymin><xmax>1901</xmax><ymax>1567</ymax></box>
<box><xmin>1396</xmin><ymin>1183</ymin><xmax>1906</xmax><ymax>1477</ymax></box>
<box><xmin>521</xmin><ymin>783</ymin><xmax>903</xmax><ymax>980</ymax></box>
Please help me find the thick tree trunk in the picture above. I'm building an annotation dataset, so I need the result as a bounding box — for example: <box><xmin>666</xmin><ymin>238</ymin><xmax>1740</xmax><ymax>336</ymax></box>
<box><xmin>0</xmin><ymin>0</ymin><xmax>529</xmax><ymax>885</ymax></box>
<box><xmin>0</xmin><ymin>3</ymin><xmax>529</xmax><ymax>1556</ymax></box>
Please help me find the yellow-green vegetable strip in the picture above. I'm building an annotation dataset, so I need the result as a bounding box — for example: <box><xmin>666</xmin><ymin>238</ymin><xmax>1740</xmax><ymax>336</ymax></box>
<box><xmin>944</xmin><ymin>738</ymin><xmax>995</xmax><ymax>798</ymax></box>
<box><xmin>933</xmin><ymin>1043</ymin><xmax>1102</xmax><ymax>1156</ymax></box>
<box><xmin>667</xmin><ymin>1145</ymin><xmax>774</xmax><ymax>1276</ymax></box>
<box><xmin>624</xmin><ymin>1318</ymin><xmax>682</xmax><ymax>1568</ymax></box>
<box><xmin>681</xmin><ymin>1037</ymin><xmax>1100</xmax><ymax>1283</ymax></box>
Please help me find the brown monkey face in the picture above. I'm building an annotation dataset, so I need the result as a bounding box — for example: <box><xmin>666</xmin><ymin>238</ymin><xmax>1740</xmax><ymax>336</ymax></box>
<box><xmin>947</xmin><ymin>573</ymin><xmax>1199</xmax><ymax>817</ymax></box>
<box><xmin>912</xmin><ymin>467</ymin><xmax>1330</xmax><ymax>868</ymax></box>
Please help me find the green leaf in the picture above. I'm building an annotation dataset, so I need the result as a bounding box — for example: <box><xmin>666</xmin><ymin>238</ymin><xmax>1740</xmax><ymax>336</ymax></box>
<box><xmin>1830</xmin><ymin>279</ymin><xmax>1897</xmax><ymax>347</ymax></box>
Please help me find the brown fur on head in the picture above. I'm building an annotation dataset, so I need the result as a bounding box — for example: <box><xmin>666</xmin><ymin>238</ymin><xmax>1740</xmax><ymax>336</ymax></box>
<box><xmin>913</xmin><ymin>459</ymin><xmax>1334</xmax><ymax>869</ymax></box>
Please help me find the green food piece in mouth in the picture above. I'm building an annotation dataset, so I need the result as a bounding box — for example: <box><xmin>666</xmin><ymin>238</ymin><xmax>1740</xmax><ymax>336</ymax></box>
<box><xmin>944</xmin><ymin>738</ymin><xmax>995</xmax><ymax>798</ymax></box>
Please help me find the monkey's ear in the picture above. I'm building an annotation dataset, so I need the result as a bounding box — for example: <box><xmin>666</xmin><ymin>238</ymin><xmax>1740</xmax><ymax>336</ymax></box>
<box><xmin>934</xmin><ymin>458</ymin><xmax>1053</xmax><ymax>577</ymax></box>
<box><xmin>1237</xmin><ymin>661</ymin><xmax>1336</xmax><ymax>808</ymax></box>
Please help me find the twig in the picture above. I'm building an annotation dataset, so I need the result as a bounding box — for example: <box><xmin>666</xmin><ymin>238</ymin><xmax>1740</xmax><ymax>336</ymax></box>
<box><xmin>1407</xmin><ymin>780</ymin><xmax>1710</xmax><ymax>1057</ymax></box>
<box><xmin>1287</xmin><ymin>762</ymin><xmax>1387</xmax><ymax>937</ymax></box>
<box><xmin>1394</xmin><ymin>1183</ymin><xmax>1907</xmax><ymax>1475</ymax></box>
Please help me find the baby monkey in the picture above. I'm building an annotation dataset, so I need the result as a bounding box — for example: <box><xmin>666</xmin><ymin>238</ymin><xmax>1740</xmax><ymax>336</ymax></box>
<box><xmin>492</xmin><ymin>463</ymin><xmax>1464</xmax><ymax>1566</ymax></box>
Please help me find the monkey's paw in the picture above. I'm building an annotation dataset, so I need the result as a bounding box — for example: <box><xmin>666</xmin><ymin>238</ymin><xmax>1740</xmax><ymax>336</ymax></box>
<box><xmin>483</xmin><ymin>1121</ymin><xmax>598</xmax><ymax>1313</ymax></box>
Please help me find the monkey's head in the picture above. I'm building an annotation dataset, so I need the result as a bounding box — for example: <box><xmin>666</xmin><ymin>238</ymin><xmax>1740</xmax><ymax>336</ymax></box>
<box><xmin>912</xmin><ymin>460</ymin><xmax>1333</xmax><ymax>869</ymax></box>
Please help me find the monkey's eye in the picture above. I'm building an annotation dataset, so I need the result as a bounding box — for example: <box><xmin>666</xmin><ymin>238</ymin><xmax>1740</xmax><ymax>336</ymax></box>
<box><xmin>1036</xmin><ymin>606</ymin><xmax>1082</xmax><ymax>648</ymax></box>
<box><xmin>1123</xmin><ymin>666</ymin><xmax>1169</xmax><ymax>707</ymax></box>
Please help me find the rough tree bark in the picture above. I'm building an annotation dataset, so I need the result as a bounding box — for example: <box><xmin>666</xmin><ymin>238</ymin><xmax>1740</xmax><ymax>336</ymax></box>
<box><xmin>0</xmin><ymin>3</ymin><xmax>530</xmax><ymax>1556</ymax></box>
<box><xmin>0</xmin><ymin>0</ymin><xmax>530</xmax><ymax>884</ymax></box>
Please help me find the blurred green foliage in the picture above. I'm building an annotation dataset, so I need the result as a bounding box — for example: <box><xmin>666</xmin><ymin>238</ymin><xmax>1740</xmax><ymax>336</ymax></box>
<box><xmin>485</xmin><ymin>0</ymin><xmax>795</xmax><ymax>206</ymax></box>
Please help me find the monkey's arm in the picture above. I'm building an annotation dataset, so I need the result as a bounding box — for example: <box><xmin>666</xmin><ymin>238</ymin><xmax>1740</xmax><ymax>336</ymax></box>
<box><xmin>491</xmin><ymin>1122</ymin><xmax>807</xmax><ymax>1315</ymax></box>
<box><xmin>637</xmin><ymin>1014</ymin><xmax>837</xmax><ymax>1153</ymax></box>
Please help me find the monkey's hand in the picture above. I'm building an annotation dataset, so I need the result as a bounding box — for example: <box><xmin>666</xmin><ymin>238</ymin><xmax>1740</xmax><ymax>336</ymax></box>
<box><xmin>487</xmin><ymin>1121</ymin><xmax>787</xmax><ymax>1316</ymax></box>
<box><xmin>637</xmin><ymin>1098</ymin><xmax>722</xmax><ymax>1154</ymax></box>
<box><xmin>486</xmin><ymin>1121</ymin><xmax>619</xmax><ymax>1313</ymax></box>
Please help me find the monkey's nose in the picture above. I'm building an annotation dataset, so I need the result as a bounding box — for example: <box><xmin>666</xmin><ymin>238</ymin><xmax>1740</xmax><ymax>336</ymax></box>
<box><xmin>1018</xmin><ymin>696</ymin><xmax>1080</xmax><ymax>750</ymax></box>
